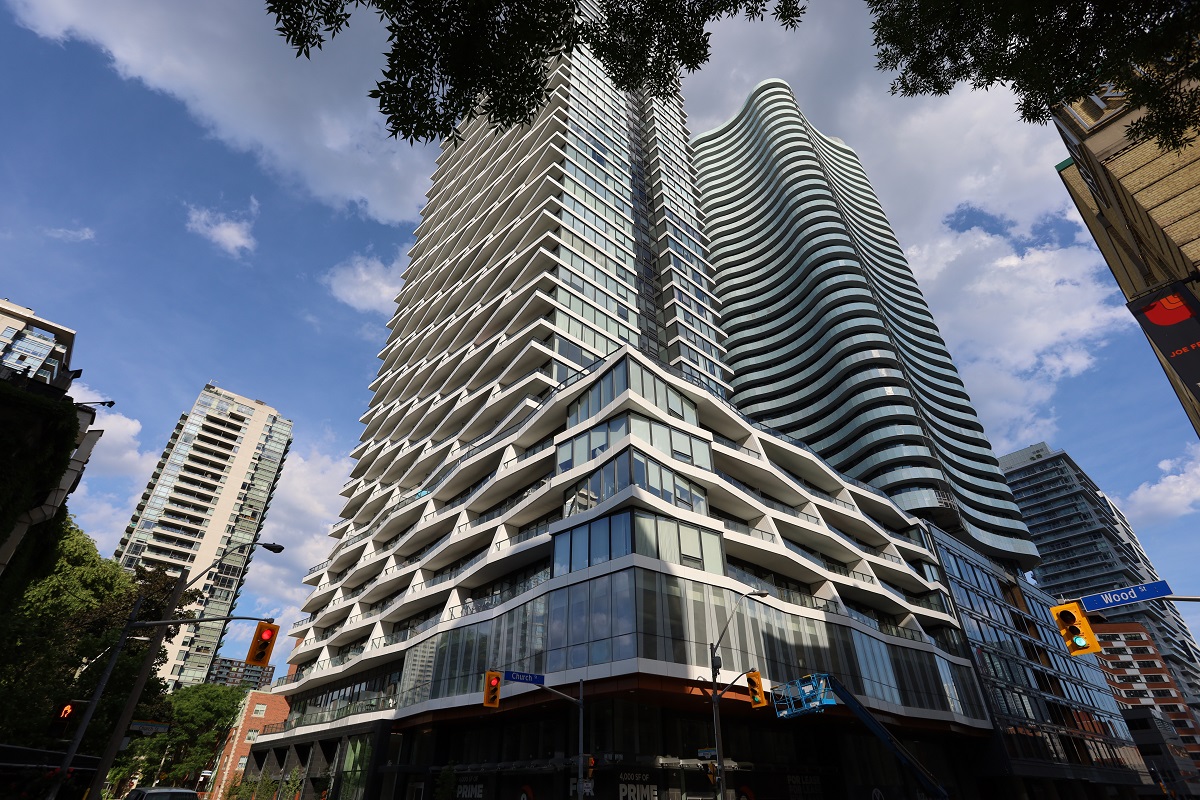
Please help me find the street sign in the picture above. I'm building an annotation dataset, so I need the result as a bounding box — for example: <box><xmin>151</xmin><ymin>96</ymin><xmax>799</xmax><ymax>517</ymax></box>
<box><xmin>1080</xmin><ymin>580</ymin><xmax>1173</xmax><ymax>612</ymax></box>
<box><xmin>129</xmin><ymin>720</ymin><xmax>170</xmax><ymax>735</ymax></box>
<box><xmin>503</xmin><ymin>670</ymin><xmax>545</xmax><ymax>685</ymax></box>
<box><xmin>697</xmin><ymin>748</ymin><xmax>717</xmax><ymax>759</ymax></box>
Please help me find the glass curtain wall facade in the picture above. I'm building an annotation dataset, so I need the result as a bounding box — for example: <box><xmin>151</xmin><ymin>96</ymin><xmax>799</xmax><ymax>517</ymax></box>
<box><xmin>253</xmin><ymin>53</ymin><xmax>994</xmax><ymax>800</ymax></box>
<box><xmin>1000</xmin><ymin>442</ymin><xmax>1200</xmax><ymax>706</ymax></box>
<box><xmin>114</xmin><ymin>385</ymin><xmax>293</xmax><ymax>687</ymax></box>
<box><xmin>933</xmin><ymin>528</ymin><xmax>1147</xmax><ymax>788</ymax></box>
<box><xmin>692</xmin><ymin>79</ymin><xmax>1036</xmax><ymax>569</ymax></box>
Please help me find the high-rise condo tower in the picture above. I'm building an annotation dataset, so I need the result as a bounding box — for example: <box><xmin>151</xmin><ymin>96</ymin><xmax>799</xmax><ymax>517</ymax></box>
<box><xmin>254</xmin><ymin>54</ymin><xmax>992</xmax><ymax>800</ymax></box>
<box><xmin>693</xmin><ymin>79</ymin><xmax>1036</xmax><ymax>569</ymax></box>
<box><xmin>694</xmin><ymin>79</ymin><xmax>1145</xmax><ymax>795</ymax></box>
<box><xmin>115</xmin><ymin>384</ymin><xmax>293</xmax><ymax>688</ymax></box>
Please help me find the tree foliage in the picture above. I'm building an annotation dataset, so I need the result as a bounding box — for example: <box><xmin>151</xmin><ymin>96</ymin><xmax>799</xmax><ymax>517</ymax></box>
<box><xmin>868</xmin><ymin>0</ymin><xmax>1200</xmax><ymax>151</ymax></box>
<box><xmin>112</xmin><ymin>683</ymin><xmax>247</xmax><ymax>787</ymax></box>
<box><xmin>266</xmin><ymin>0</ymin><xmax>1198</xmax><ymax>149</ymax></box>
<box><xmin>226</xmin><ymin>771</ymin><xmax>280</xmax><ymax>800</ymax></box>
<box><xmin>266</xmin><ymin>0</ymin><xmax>804</xmax><ymax>143</ymax></box>
<box><xmin>0</xmin><ymin>512</ymin><xmax>198</xmax><ymax>756</ymax></box>
<box><xmin>0</xmin><ymin>511</ymin><xmax>136</xmax><ymax>752</ymax></box>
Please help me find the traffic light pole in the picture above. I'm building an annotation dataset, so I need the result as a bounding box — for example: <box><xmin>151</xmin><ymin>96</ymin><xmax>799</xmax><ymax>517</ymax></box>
<box><xmin>709</xmin><ymin>589</ymin><xmax>767</xmax><ymax>800</ymax></box>
<box><xmin>63</xmin><ymin>541</ymin><xmax>284</xmax><ymax>800</ymax></box>
<box><xmin>46</xmin><ymin>595</ymin><xmax>143</xmax><ymax>800</ymax></box>
<box><xmin>709</xmin><ymin>661</ymin><xmax>757</xmax><ymax>800</ymax></box>
<box><xmin>533</xmin><ymin>681</ymin><xmax>586</xmax><ymax>800</ymax></box>
<box><xmin>79</xmin><ymin>613</ymin><xmax>273</xmax><ymax>797</ymax></box>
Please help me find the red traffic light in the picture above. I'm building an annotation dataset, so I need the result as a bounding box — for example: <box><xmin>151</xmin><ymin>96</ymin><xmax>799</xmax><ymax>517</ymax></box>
<box><xmin>483</xmin><ymin>670</ymin><xmax>503</xmax><ymax>707</ymax></box>
<box><xmin>245</xmin><ymin>621</ymin><xmax>281</xmax><ymax>667</ymax></box>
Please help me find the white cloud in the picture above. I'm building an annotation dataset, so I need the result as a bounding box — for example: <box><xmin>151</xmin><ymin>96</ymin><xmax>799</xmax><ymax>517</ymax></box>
<box><xmin>69</xmin><ymin>480</ymin><xmax>140</xmax><ymax>558</ymax></box>
<box><xmin>905</xmin><ymin>228</ymin><xmax>1133</xmax><ymax>451</ymax></box>
<box><xmin>64</xmin><ymin>383</ymin><xmax>161</xmax><ymax>554</ymax></box>
<box><xmin>1122</xmin><ymin>443</ymin><xmax>1200</xmax><ymax>526</ymax></box>
<box><xmin>321</xmin><ymin>251</ymin><xmax>408</xmax><ymax>315</ymax></box>
<box><xmin>185</xmin><ymin>197</ymin><xmax>258</xmax><ymax>258</ymax></box>
<box><xmin>42</xmin><ymin>225</ymin><xmax>95</xmax><ymax>242</ymax></box>
<box><xmin>8</xmin><ymin>0</ymin><xmax>432</xmax><ymax>225</ymax></box>
<box><xmin>69</xmin><ymin>383</ymin><xmax>159</xmax><ymax>481</ymax></box>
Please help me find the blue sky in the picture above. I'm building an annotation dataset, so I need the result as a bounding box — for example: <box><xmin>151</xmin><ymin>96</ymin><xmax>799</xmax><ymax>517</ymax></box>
<box><xmin>3</xmin><ymin>1</ymin><xmax>1198</xmax><ymax>676</ymax></box>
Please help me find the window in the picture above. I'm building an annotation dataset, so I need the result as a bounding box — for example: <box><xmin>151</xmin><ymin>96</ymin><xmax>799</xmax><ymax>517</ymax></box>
<box><xmin>552</xmin><ymin>509</ymin><xmax>718</xmax><ymax>577</ymax></box>
<box><xmin>1136</xmin><ymin>660</ymin><xmax>1160</xmax><ymax>669</ymax></box>
<box><xmin>1151</xmin><ymin>689</ymin><xmax>1175</xmax><ymax>698</ymax></box>
<box><xmin>562</xmin><ymin>447</ymin><xmax>708</xmax><ymax>518</ymax></box>
<box><xmin>252</xmin><ymin>703</ymin><xmax>268</xmax><ymax>717</ymax></box>
<box><xmin>238</xmin><ymin>756</ymin><xmax>248</xmax><ymax>770</ymax></box>
<box><xmin>1125</xmin><ymin>690</ymin><xmax>1149</xmax><ymax>698</ymax></box>
<box><xmin>245</xmin><ymin>729</ymin><xmax>259</xmax><ymax>742</ymax></box>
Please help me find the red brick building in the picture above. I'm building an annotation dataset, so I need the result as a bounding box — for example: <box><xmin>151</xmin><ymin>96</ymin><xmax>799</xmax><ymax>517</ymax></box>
<box><xmin>1094</xmin><ymin>621</ymin><xmax>1200</xmax><ymax>795</ymax></box>
<box><xmin>206</xmin><ymin>690</ymin><xmax>289</xmax><ymax>799</ymax></box>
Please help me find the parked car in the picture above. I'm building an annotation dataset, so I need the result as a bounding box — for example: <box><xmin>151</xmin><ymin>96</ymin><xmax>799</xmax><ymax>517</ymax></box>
<box><xmin>125</xmin><ymin>788</ymin><xmax>200</xmax><ymax>800</ymax></box>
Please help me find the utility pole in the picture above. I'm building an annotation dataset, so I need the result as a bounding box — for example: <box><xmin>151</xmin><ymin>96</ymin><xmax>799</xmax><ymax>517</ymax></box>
<box><xmin>45</xmin><ymin>541</ymin><xmax>284</xmax><ymax>800</ymax></box>
<box><xmin>709</xmin><ymin>589</ymin><xmax>767</xmax><ymax>800</ymax></box>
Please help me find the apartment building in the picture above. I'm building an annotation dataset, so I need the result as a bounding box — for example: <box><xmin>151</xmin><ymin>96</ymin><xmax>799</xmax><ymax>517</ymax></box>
<box><xmin>114</xmin><ymin>384</ymin><xmax>292</xmax><ymax>687</ymax></box>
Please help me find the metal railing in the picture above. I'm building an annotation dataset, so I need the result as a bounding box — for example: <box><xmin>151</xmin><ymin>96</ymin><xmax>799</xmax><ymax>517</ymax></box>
<box><xmin>715</xmin><ymin>470</ymin><xmax>819</xmax><ymax>523</ymax></box>
<box><xmin>444</xmin><ymin>571</ymin><xmax>553</xmax><ymax>621</ymax></box>
<box><xmin>712</xmin><ymin>434</ymin><xmax>761</xmax><ymax>460</ymax></box>
<box><xmin>473</xmin><ymin>473</ymin><xmax>554</xmax><ymax>527</ymax></box>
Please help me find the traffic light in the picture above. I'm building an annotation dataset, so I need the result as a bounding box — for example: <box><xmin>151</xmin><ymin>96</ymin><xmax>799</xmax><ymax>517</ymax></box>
<box><xmin>703</xmin><ymin>763</ymin><xmax>717</xmax><ymax>785</ymax></box>
<box><xmin>1050</xmin><ymin>602</ymin><xmax>1101</xmax><ymax>656</ymax></box>
<box><xmin>245</xmin><ymin>621</ymin><xmax>281</xmax><ymax>667</ymax></box>
<box><xmin>745</xmin><ymin>670</ymin><xmax>768</xmax><ymax>708</ymax></box>
<box><xmin>483</xmin><ymin>670</ymin><xmax>502</xmax><ymax>707</ymax></box>
<box><xmin>585</xmin><ymin>755</ymin><xmax>594</xmax><ymax>779</ymax></box>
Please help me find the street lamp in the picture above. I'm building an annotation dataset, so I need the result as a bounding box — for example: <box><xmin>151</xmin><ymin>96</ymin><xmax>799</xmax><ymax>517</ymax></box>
<box><xmin>710</xmin><ymin>588</ymin><xmax>768</xmax><ymax>800</ymax></box>
<box><xmin>48</xmin><ymin>540</ymin><xmax>284</xmax><ymax>800</ymax></box>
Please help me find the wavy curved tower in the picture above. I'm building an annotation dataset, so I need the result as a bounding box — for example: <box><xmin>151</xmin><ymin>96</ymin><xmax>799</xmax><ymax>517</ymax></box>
<box><xmin>693</xmin><ymin>79</ymin><xmax>1037</xmax><ymax>567</ymax></box>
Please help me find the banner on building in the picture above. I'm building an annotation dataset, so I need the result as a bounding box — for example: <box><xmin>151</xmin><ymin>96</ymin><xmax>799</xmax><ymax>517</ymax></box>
<box><xmin>1129</xmin><ymin>283</ymin><xmax>1200</xmax><ymax>405</ymax></box>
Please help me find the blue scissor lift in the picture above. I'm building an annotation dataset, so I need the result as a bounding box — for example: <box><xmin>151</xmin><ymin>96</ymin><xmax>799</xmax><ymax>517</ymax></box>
<box><xmin>771</xmin><ymin>674</ymin><xmax>950</xmax><ymax>800</ymax></box>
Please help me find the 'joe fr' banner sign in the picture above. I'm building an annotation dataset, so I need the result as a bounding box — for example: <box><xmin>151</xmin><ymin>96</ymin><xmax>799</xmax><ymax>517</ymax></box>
<box><xmin>1129</xmin><ymin>282</ymin><xmax>1200</xmax><ymax>407</ymax></box>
